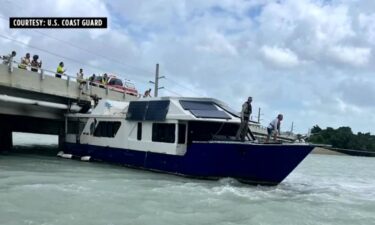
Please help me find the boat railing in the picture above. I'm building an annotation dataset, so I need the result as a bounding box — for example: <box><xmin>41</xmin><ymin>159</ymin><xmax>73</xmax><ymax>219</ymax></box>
<box><xmin>250</xmin><ymin>123</ymin><xmax>296</xmax><ymax>137</ymax></box>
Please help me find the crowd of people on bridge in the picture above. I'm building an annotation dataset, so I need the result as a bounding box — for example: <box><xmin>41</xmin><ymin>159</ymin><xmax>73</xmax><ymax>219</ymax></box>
<box><xmin>2</xmin><ymin>50</ymin><xmax>113</xmax><ymax>85</ymax></box>
<box><xmin>1</xmin><ymin>50</ymin><xmax>154</xmax><ymax>98</ymax></box>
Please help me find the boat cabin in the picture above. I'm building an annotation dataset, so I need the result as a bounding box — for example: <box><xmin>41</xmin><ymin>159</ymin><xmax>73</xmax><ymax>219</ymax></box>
<box><xmin>65</xmin><ymin>97</ymin><xmax>246</xmax><ymax>156</ymax></box>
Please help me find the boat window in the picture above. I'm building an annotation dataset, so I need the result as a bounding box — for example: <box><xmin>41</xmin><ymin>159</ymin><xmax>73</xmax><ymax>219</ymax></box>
<box><xmin>178</xmin><ymin>124</ymin><xmax>186</xmax><ymax>144</ymax></box>
<box><xmin>93</xmin><ymin>121</ymin><xmax>121</xmax><ymax>138</ymax></box>
<box><xmin>187</xmin><ymin>121</ymin><xmax>239</xmax><ymax>142</ymax></box>
<box><xmin>137</xmin><ymin>122</ymin><xmax>142</xmax><ymax>140</ymax></box>
<box><xmin>90</xmin><ymin>121</ymin><xmax>96</xmax><ymax>135</ymax></box>
<box><xmin>152</xmin><ymin>123</ymin><xmax>175</xmax><ymax>143</ymax></box>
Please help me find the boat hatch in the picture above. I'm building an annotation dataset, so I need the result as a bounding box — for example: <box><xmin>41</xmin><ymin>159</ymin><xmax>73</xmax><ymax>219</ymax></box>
<box><xmin>126</xmin><ymin>100</ymin><xmax>170</xmax><ymax>121</ymax></box>
<box><xmin>179</xmin><ymin>100</ymin><xmax>231</xmax><ymax>119</ymax></box>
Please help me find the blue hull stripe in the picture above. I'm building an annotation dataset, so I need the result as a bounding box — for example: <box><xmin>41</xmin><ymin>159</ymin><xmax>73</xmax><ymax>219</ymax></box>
<box><xmin>64</xmin><ymin>143</ymin><xmax>314</xmax><ymax>185</ymax></box>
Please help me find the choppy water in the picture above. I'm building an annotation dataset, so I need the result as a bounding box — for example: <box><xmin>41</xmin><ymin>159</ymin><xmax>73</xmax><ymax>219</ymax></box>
<box><xmin>1</xmin><ymin>133</ymin><xmax>375</xmax><ymax>225</ymax></box>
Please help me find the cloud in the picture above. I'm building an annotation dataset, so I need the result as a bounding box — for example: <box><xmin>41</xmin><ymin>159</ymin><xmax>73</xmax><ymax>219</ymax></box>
<box><xmin>260</xmin><ymin>46</ymin><xmax>300</xmax><ymax>68</ymax></box>
<box><xmin>195</xmin><ymin>31</ymin><xmax>238</xmax><ymax>56</ymax></box>
<box><xmin>1</xmin><ymin>0</ymin><xmax>375</xmax><ymax>134</ymax></box>
<box><xmin>327</xmin><ymin>45</ymin><xmax>371</xmax><ymax>67</ymax></box>
<box><xmin>338</xmin><ymin>78</ymin><xmax>375</xmax><ymax>108</ymax></box>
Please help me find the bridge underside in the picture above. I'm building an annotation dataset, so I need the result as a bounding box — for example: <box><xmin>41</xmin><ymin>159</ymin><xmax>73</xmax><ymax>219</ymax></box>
<box><xmin>0</xmin><ymin>63</ymin><xmax>138</xmax><ymax>152</ymax></box>
<box><xmin>0</xmin><ymin>114</ymin><xmax>64</xmax><ymax>151</ymax></box>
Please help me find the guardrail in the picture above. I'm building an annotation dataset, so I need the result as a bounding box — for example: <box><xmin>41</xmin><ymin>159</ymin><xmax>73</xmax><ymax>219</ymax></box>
<box><xmin>0</xmin><ymin>58</ymin><xmax>141</xmax><ymax>103</ymax></box>
<box><xmin>1</xmin><ymin>57</ymin><xmax>139</xmax><ymax>96</ymax></box>
<box><xmin>1</xmin><ymin>57</ymin><xmax>82</xmax><ymax>83</ymax></box>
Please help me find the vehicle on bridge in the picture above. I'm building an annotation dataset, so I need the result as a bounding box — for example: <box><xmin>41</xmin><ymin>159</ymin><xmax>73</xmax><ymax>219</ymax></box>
<box><xmin>91</xmin><ymin>75</ymin><xmax>138</xmax><ymax>97</ymax></box>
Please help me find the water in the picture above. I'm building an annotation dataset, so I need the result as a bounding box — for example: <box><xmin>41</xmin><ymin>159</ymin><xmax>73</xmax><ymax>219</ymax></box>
<box><xmin>1</xmin><ymin>133</ymin><xmax>375</xmax><ymax>225</ymax></box>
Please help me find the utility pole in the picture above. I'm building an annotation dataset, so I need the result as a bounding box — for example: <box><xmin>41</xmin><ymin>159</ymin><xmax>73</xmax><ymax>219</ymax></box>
<box><xmin>291</xmin><ymin>122</ymin><xmax>294</xmax><ymax>133</ymax></box>
<box><xmin>257</xmin><ymin>107</ymin><xmax>261</xmax><ymax>123</ymax></box>
<box><xmin>149</xmin><ymin>63</ymin><xmax>165</xmax><ymax>97</ymax></box>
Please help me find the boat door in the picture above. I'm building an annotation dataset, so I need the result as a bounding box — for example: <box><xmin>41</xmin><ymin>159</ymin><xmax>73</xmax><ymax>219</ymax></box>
<box><xmin>176</xmin><ymin>122</ymin><xmax>187</xmax><ymax>155</ymax></box>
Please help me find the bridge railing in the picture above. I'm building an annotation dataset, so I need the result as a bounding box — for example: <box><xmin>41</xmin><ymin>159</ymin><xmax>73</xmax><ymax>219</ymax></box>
<box><xmin>0</xmin><ymin>57</ymin><xmax>139</xmax><ymax>102</ymax></box>
<box><xmin>0</xmin><ymin>57</ymin><xmax>139</xmax><ymax>94</ymax></box>
<box><xmin>1</xmin><ymin>57</ymin><xmax>81</xmax><ymax>82</ymax></box>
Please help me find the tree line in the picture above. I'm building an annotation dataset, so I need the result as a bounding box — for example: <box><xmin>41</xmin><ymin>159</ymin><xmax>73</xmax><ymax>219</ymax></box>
<box><xmin>308</xmin><ymin>125</ymin><xmax>375</xmax><ymax>153</ymax></box>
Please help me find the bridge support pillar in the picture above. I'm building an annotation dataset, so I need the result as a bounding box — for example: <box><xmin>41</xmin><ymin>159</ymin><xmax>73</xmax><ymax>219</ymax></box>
<box><xmin>0</xmin><ymin>129</ymin><xmax>13</xmax><ymax>151</ymax></box>
<box><xmin>58</xmin><ymin>134</ymin><xmax>65</xmax><ymax>151</ymax></box>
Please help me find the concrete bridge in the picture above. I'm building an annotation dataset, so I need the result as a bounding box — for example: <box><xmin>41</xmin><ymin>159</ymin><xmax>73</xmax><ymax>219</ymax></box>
<box><xmin>0</xmin><ymin>61</ymin><xmax>138</xmax><ymax>150</ymax></box>
<box><xmin>0</xmin><ymin>59</ymin><xmax>297</xmax><ymax>152</ymax></box>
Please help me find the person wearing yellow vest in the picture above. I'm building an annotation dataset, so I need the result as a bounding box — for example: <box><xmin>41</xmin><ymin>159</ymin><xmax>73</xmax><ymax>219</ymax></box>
<box><xmin>56</xmin><ymin>62</ymin><xmax>65</xmax><ymax>78</ymax></box>
<box><xmin>102</xmin><ymin>73</ymin><xmax>108</xmax><ymax>85</ymax></box>
<box><xmin>18</xmin><ymin>53</ymin><xmax>31</xmax><ymax>70</ymax></box>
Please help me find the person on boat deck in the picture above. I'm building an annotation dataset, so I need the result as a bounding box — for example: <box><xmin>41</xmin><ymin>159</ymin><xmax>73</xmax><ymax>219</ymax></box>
<box><xmin>18</xmin><ymin>53</ymin><xmax>31</xmax><ymax>70</ymax></box>
<box><xmin>236</xmin><ymin>96</ymin><xmax>252</xmax><ymax>142</ymax></box>
<box><xmin>143</xmin><ymin>88</ymin><xmax>152</xmax><ymax>98</ymax></box>
<box><xmin>30</xmin><ymin>55</ymin><xmax>42</xmax><ymax>72</ymax></box>
<box><xmin>266</xmin><ymin>114</ymin><xmax>283</xmax><ymax>143</ymax></box>
<box><xmin>2</xmin><ymin>51</ymin><xmax>16</xmax><ymax>65</ymax></box>
<box><xmin>56</xmin><ymin>62</ymin><xmax>65</xmax><ymax>78</ymax></box>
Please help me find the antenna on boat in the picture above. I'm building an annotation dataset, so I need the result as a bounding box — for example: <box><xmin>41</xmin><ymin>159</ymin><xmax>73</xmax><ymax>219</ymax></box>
<box><xmin>290</xmin><ymin>122</ymin><xmax>294</xmax><ymax>133</ymax></box>
<box><xmin>149</xmin><ymin>63</ymin><xmax>165</xmax><ymax>97</ymax></box>
<box><xmin>256</xmin><ymin>107</ymin><xmax>263</xmax><ymax>123</ymax></box>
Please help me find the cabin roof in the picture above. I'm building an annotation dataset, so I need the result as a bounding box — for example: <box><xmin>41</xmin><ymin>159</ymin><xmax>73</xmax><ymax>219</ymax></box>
<box><xmin>67</xmin><ymin>96</ymin><xmax>244</xmax><ymax>123</ymax></box>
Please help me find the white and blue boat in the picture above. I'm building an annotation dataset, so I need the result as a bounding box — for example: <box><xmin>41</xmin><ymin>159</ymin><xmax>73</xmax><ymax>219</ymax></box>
<box><xmin>63</xmin><ymin>97</ymin><xmax>314</xmax><ymax>185</ymax></box>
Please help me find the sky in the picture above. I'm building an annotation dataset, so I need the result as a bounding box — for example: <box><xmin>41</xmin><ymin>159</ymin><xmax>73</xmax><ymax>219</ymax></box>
<box><xmin>1</xmin><ymin>0</ymin><xmax>375</xmax><ymax>134</ymax></box>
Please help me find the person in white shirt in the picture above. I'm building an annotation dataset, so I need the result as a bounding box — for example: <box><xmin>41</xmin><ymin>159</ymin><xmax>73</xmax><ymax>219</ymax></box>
<box><xmin>266</xmin><ymin>114</ymin><xmax>283</xmax><ymax>143</ymax></box>
<box><xmin>76</xmin><ymin>68</ymin><xmax>84</xmax><ymax>81</ymax></box>
<box><xmin>2</xmin><ymin>51</ymin><xmax>16</xmax><ymax>64</ymax></box>
<box><xmin>18</xmin><ymin>53</ymin><xmax>31</xmax><ymax>70</ymax></box>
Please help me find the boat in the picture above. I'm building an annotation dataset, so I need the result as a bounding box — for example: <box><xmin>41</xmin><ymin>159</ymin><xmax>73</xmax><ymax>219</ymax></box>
<box><xmin>63</xmin><ymin>97</ymin><xmax>314</xmax><ymax>185</ymax></box>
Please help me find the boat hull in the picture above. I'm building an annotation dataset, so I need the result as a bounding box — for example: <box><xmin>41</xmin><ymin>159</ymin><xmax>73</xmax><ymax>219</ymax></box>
<box><xmin>63</xmin><ymin>142</ymin><xmax>314</xmax><ymax>185</ymax></box>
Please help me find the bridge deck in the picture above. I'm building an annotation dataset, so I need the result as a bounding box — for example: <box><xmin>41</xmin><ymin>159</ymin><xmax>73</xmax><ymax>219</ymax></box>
<box><xmin>0</xmin><ymin>63</ymin><xmax>138</xmax><ymax>103</ymax></box>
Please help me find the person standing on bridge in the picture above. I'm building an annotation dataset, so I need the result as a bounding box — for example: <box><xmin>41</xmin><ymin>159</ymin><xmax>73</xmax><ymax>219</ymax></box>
<box><xmin>30</xmin><ymin>55</ymin><xmax>42</xmax><ymax>72</ymax></box>
<box><xmin>236</xmin><ymin>96</ymin><xmax>252</xmax><ymax>142</ymax></box>
<box><xmin>89</xmin><ymin>74</ymin><xmax>96</xmax><ymax>84</ymax></box>
<box><xmin>2</xmin><ymin>51</ymin><xmax>16</xmax><ymax>65</ymax></box>
<box><xmin>18</xmin><ymin>53</ymin><xmax>31</xmax><ymax>70</ymax></box>
<box><xmin>76</xmin><ymin>68</ymin><xmax>84</xmax><ymax>82</ymax></box>
<box><xmin>76</xmin><ymin>68</ymin><xmax>86</xmax><ymax>90</ymax></box>
<box><xmin>102</xmin><ymin>73</ymin><xmax>108</xmax><ymax>85</ymax></box>
<box><xmin>266</xmin><ymin>114</ymin><xmax>283</xmax><ymax>143</ymax></box>
<box><xmin>56</xmin><ymin>62</ymin><xmax>65</xmax><ymax>78</ymax></box>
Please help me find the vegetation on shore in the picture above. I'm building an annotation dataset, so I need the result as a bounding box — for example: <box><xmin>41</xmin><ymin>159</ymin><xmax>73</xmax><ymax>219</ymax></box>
<box><xmin>308</xmin><ymin>126</ymin><xmax>375</xmax><ymax>155</ymax></box>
